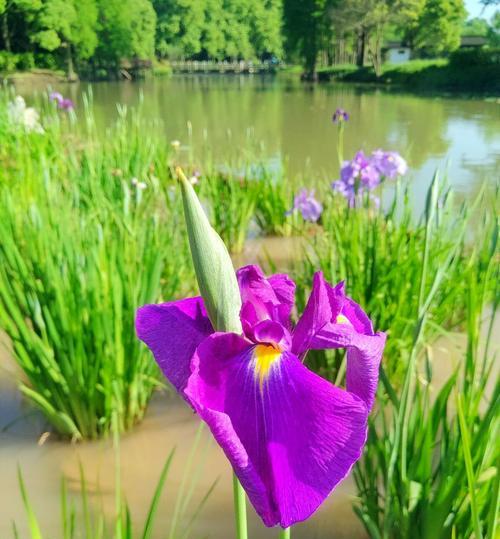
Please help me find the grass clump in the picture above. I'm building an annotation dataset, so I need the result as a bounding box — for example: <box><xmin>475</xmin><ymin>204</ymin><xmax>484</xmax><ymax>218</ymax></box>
<box><xmin>0</xmin><ymin>89</ymin><xmax>195</xmax><ymax>439</ymax></box>
<box><xmin>293</xmin><ymin>175</ymin><xmax>497</xmax><ymax>381</ymax></box>
<box><xmin>354</xmin><ymin>224</ymin><xmax>499</xmax><ymax>539</ymax></box>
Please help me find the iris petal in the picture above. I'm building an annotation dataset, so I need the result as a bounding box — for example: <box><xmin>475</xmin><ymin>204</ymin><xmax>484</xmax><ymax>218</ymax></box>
<box><xmin>185</xmin><ymin>333</ymin><xmax>369</xmax><ymax>528</ymax></box>
<box><xmin>237</xmin><ymin>265</ymin><xmax>295</xmax><ymax>329</ymax></box>
<box><xmin>135</xmin><ymin>297</ymin><xmax>213</xmax><ymax>393</ymax></box>
<box><xmin>292</xmin><ymin>272</ymin><xmax>385</xmax><ymax>410</ymax></box>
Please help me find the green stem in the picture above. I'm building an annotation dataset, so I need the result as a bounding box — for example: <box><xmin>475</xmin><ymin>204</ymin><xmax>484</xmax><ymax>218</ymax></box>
<box><xmin>337</xmin><ymin>122</ymin><xmax>344</xmax><ymax>167</ymax></box>
<box><xmin>233</xmin><ymin>473</ymin><xmax>248</xmax><ymax>539</ymax></box>
<box><xmin>279</xmin><ymin>527</ymin><xmax>291</xmax><ymax>539</ymax></box>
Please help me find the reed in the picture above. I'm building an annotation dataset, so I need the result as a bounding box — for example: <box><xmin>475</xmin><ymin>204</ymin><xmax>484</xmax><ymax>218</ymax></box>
<box><xmin>292</xmin><ymin>175</ymin><xmax>497</xmax><ymax>381</ymax></box>
<box><xmin>13</xmin><ymin>425</ymin><xmax>217</xmax><ymax>539</ymax></box>
<box><xmin>353</xmin><ymin>219</ymin><xmax>499</xmax><ymax>538</ymax></box>
<box><xmin>0</xmin><ymin>89</ymin><xmax>195</xmax><ymax>439</ymax></box>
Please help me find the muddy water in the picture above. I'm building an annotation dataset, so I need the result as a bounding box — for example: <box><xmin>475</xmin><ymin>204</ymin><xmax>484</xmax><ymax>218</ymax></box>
<box><xmin>0</xmin><ymin>360</ymin><xmax>364</xmax><ymax>539</ymax></box>
<box><xmin>1</xmin><ymin>278</ymin><xmax>497</xmax><ymax>539</ymax></box>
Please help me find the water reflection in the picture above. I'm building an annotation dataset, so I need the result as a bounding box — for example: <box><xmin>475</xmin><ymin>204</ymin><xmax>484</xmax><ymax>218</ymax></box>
<box><xmin>16</xmin><ymin>74</ymin><xmax>500</xmax><ymax>200</ymax></box>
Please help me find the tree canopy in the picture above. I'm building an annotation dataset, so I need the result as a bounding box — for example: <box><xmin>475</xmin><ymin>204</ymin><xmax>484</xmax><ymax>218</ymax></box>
<box><xmin>0</xmin><ymin>0</ymin><xmax>493</xmax><ymax>77</ymax></box>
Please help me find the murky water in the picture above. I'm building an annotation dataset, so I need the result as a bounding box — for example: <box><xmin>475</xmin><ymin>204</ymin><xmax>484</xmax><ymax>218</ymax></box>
<box><xmin>16</xmin><ymin>74</ymin><xmax>500</xmax><ymax>203</ymax></box>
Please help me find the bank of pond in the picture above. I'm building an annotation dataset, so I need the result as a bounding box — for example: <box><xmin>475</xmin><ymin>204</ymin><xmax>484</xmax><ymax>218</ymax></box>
<box><xmin>0</xmin><ymin>87</ymin><xmax>498</xmax><ymax>538</ymax></box>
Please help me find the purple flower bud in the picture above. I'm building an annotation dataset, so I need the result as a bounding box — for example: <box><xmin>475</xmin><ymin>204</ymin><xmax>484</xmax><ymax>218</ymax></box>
<box><xmin>332</xmin><ymin>108</ymin><xmax>349</xmax><ymax>123</ymax></box>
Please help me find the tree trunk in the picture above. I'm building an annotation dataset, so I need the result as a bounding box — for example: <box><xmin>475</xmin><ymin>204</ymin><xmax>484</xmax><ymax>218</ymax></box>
<box><xmin>65</xmin><ymin>44</ymin><xmax>77</xmax><ymax>81</ymax></box>
<box><xmin>356</xmin><ymin>29</ymin><xmax>366</xmax><ymax>67</ymax></box>
<box><xmin>2</xmin><ymin>12</ymin><xmax>11</xmax><ymax>52</ymax></box>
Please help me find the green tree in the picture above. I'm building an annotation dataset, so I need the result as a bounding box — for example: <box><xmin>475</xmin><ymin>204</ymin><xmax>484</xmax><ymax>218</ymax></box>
<box><xmin>153</xmin><ymin>0</ymin><xmax>205</xmax><ymax>59</ymax></box>
<box><xmin>1</xmin><ymin>0</ymin><xmax>41</xmax><ymax>52</ymax></box>
<box><xmin>413</xmin><ymin>0</ymin><xmax>466</xmax><ymax>55</ymax></box>
<box><xmin>94</xmin><ymin>0</ymin><xmax>156</xmax><ymax>68</ymax></box>
<box><xmin>30</xmin><ymin>0</ymin><xmax>98</xmax><ymax>77</ymax></box>
<box><xmin>487</xmin><ymin>10</ymin><xmax>500</xmax><ymax>45</ymax></box>
<box><xmin>248</xmin><ymin>0</ymin><xmax>283</xmax><ymax>58</ymax></box>
<box><xmin>462</xmin><ymin>17</ymin><xmax>490</xmax><ymax>36</ymax></box>
<box><xmin>283</xmin><ymin>0</ymin><xmax>332</xmax><ymax>78</ymax></box>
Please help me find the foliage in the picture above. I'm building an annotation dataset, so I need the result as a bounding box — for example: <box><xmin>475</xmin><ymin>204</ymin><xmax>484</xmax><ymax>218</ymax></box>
<box><xmin>412</xmin><ymin>0</ymin><xmax>466</xmax><ymax>55</ymax></box>
<box><xmin>462</xmin><ymin>16</ymin><xmax>490</xmax><ymax>37</ymax></box>
<box><xmin>0</xmin><ymin>90</ymin><xmax>195</xmax><ymax>438</ymax></box>
<box><xmin>353</xmin><ymin>221</ymin><xmax>499</xmax><ymax>538</ymax></box>
<box><xmin>283</xmin><ymin>0</ymin><xmax>333</xmax><ymax>76</ymax></box>
<box><xmin>292</xmin><ymin>174</ymin><xmax>497</xmax><ymax>381</ymax></box>
<box><xmin>321</xmin><ymin>57</ymin><xmax>500</xmax><ymax>92</ymax></box>
<box><xmin>153</xmin><ymin>0</ymin><xmax>283</xmax><ymax>60</ymax></box>
<box><xmin>199</xmin><ymin>170</ymin><xmax>258</xmax><ymax>254</ymax></box>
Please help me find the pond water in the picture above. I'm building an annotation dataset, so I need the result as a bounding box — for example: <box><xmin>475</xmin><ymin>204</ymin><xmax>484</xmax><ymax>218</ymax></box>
<box><xmin>17</xmin><ymin>74</ymin><xmax>500</xmax><ymax>202</ymax></box>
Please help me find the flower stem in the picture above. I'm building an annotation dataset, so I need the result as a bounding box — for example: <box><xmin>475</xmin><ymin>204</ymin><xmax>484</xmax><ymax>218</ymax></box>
<box><xmin>279</xmin><ymin>527</ymin><xmax>291</xmax><ymax>538</ymax></box>
<box><xmin>233</xmin><ymin>472</ymin><xmax>248</xmax><ymax>539</ymax></box>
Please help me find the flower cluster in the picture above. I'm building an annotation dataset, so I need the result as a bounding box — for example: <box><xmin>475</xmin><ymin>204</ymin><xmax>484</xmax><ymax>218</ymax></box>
<box><xmin>49</xmin><ymin>92</ymin><xmax>74</xmax><ymax>110</ymax></box>
<box><xmin>7</xmin><ymin>96</ymin><xmax>44</xmax><ymax>133</ymax></box>
<box><xmin>287</xmin><ymin>188</ymin><xmax>323</xmax><ymax>222</ymax></box>
<box><xmin>332</xmin><ymin>149</ymin><xmax>407</xmax><ymax>206</ymax></box>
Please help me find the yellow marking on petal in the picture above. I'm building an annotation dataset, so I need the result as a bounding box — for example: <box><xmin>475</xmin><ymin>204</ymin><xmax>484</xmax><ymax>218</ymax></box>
<box><xmin>253</xmin><ymin>344</ymin><xmax>281</xmax><ymax>391</ymax></box>
<box><xmin>336</xmin><ymin>314</ymin><xmax>351</xmax><ymax>325</ymax></box>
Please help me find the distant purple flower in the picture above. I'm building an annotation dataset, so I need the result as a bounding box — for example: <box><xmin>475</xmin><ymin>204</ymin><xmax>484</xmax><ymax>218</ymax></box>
<box><xmin>332</xmin><ymin>149</ymin><xmax>407</xmax><ymax>206</ymax></box>
<box><xmin>136</xmin><ymin>265</ymin><xmax>386</xmax><ymax>527</ymax></box>
<box><xmin>371</xmin><ymin>150</ymin><xmax>407</xmax><ymax>179</ymax></box>
<box><xmin>49</xmin><ymin>92</ymin><xmax>63</xmax><ymax>103</ymax></box>
<box><xmin>288</xmin><ymin>188</ymin><xmax>323</xmax><ymax>222</ymax></box>
<box><xmin>59</xmin><ymin>98</ymin><xmax>74</xmax><ymax>110</ymax></box>
<box><xmin>332</xmin><ymin>108</ymin><xmax>349</xmax><ymax>123</ymax></box>
<box><xmin>49</xmin><ymin>91</ymin><xmax>74</xmax><ymax>111</ymax></box>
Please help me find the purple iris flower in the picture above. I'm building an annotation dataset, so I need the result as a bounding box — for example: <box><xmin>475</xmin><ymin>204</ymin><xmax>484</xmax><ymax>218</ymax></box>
<box><xmin>288</xmin><ymin>188</ymin><xmax>323</xmax><ymax>222</ymax></box>
<box><xmin>136</xmin><ymin>265</ymin><xmax>386</xmax><ymax>528</ymax></box>
<box><xmin>333</xmin><ymin>151</ymin><xmax>382</xmax><ymax>207</ymax></box>
<box><xmin>332</xmin><ymin>108</ymin><xmax>349</xmax><ymax>123</ymax></box>
<box><xmin>371</xmin><ymin>149</ymin><xmax>407</xmax><ymax>179</ymax></box>
<box><xmin>59</xmin><ymin>98</ymin><xmax>74</xmax><ymax>110</ymax></box>
<box><xmin>49</xmin><ymin>91</ymin><xmax>63</xmax><ymax>103</ymax></box>
<box><xmin>49</xmin><ymin>91</ymin><xmax>74</xmax><ymax>110</ymax></box>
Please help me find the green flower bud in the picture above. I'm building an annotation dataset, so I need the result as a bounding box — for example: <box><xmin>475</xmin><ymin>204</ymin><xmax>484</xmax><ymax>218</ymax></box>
<box><xmin>177</xmin><ymin>167</ymin><xmax>242</xmax><ymax>334</ymax></box>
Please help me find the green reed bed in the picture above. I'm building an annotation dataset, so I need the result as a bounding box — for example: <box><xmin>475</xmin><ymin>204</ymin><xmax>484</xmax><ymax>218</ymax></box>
<box><xmin>353</xmin><ymin>229</ymin><xmax>499</xmax><ymax>539</ymax></box>
<box><xmin>292</xmin><ymin>175</ymin><xmax>498</xmax><ymax>381</ymax></box>
<box><xmin>0</xmin><ymin>91</ymin><xmax>195</xmax><ymax>439</ymax></box>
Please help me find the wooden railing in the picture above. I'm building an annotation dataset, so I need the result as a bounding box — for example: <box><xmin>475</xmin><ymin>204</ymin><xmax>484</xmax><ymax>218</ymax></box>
<box><xmin>170</xmin><ymin>60</ymin><xmax>281</xmax><ymax>73</ymax></box>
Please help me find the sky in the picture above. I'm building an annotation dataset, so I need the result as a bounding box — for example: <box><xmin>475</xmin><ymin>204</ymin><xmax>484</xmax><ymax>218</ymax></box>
<box><xmin>464</xmin><ymin>0</ymin><xmax>497</xmax><ymax>19</ymax></box>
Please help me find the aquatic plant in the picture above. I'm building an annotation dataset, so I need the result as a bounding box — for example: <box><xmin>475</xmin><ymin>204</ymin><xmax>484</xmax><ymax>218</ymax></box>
<box><xmin>332</xmin><ymin>108</ymin><xmax>349</xmax><ymax>123</ymax></box>
<box><xmin>286</xmin><ymin>188</ymin><xmax>323</xmax><ymax>222</ymax></box>
<box><xmin>331</xmin><ymin>149</ymin><xmax>407</xmax><ymax>207</ymax></box>
<box><xmin>0</xmin><ymin>91</ymin><xmax>195</xmax><ymax>439</ymax></box>
<box><xmin>7</xmin><ymin>95</ymin><xmax>44</xmax><ymax>133</ymax></box>
<box><xmin>254</xmin><ymin>171</ymin><xmax>295</xmax><ymax>236</ymax></box>
<box><xmin>136</xmin><ymin>170</ymin><xmax>385</xmax><ymax>535</ymax></box>
<box><xmin>199</xmin><ymin>171</ymin><xmax>257</xmax><ymax>254</ymax></box>
<box><xmin>354</xmin><ymin>224</ymin><xmax>499</xmax><ymax>539</ymax></box>
<box><xmin>294</xmin><ymin>173</ymin><xmax>496</xmax><ymax>381</ymax></box>
<box><xmin>13</xmin><ymin>425</ymin><xmax>216</xmax><ymax>539</ymax></box>
<box><xmin>49</xmin><ymin>91</ymin><xmax>74</xmax><ymax>110</ymax></box>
